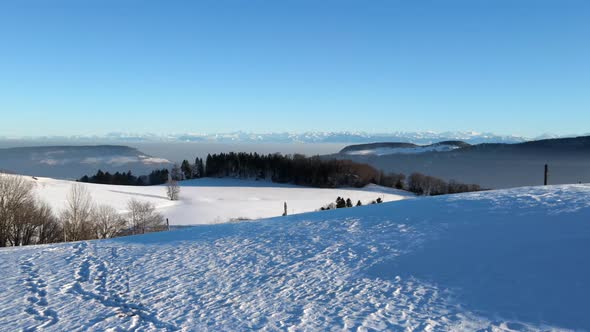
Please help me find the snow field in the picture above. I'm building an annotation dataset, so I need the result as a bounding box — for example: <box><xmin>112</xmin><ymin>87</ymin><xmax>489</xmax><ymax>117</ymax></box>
<box><xmin>1</xmin><ymin>184</ymin><xmax>589</xmax><ymax>331</ymax></box>
<box><xmin>30</xmin><ymin>177</ymin><xmax>412</xmax><ymax>226</ymax></box>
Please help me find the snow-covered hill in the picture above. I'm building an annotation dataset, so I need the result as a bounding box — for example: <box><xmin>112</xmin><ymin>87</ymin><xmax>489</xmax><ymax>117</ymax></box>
<box><xmin>342</xmin><ymin>142</ymin><xmax>466</xmax><ymax>156</ymax></box>
<box><xmin>1</xmin><ymin>184</ymin><xmax>589</xmax><ymax>331</ymax></box>
<box><xmin>30</xmin><ymin>177</ymin><xmax>410</xmax><ymax>225</ymax></box>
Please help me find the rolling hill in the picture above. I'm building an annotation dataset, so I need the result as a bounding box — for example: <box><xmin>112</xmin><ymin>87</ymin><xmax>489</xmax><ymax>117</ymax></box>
<box><xmin>0</xmin><ymin>183</ymin><xmax>588</xmax><ymax>331</ymax></box>
<box><xmin>332</xmin><ymin>136</ymin><xmax>590</xmax><ymax>189</ymax></box>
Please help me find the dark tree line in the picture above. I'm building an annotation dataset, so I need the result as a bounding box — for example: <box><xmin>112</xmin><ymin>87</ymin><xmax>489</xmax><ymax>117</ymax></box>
<box><xmin>203</xmin><ymin>152</ymin><xmax>482</xmax><ymax>194</ymax></box>
<box><xmin>79</xmin><ymin>169</ymin><xmax>170</xmax><ymax>186</ymax></box>
<box><xmin>205</xmin><ymin>152</ymin><xmax>380</xmax><ymax>188</ymax></box>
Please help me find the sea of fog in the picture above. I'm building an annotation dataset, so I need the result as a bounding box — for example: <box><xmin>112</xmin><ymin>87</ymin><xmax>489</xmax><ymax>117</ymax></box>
<box><xmin>0</xmin><ymin>140</ymin><xmax>346</xmax><ymax>162</ymax></box>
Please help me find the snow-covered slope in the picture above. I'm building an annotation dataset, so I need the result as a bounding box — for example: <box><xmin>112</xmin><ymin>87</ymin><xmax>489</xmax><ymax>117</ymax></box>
<box><xmin>30</xmin><ymin>177</ymin><xmax>410</xmax><ymax>225</ymax></box>
<box><xmin>1</xmin><ymin>184</ymin><xmax>589</xmax><ymax>331</ymax></box>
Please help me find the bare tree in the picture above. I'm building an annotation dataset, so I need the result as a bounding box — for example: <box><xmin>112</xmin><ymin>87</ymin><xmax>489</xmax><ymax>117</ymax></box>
<box><xmin>166</xmin><ymin>179</ymin><xmax>180</xmax><ymax>201</ymax></box>
<box><xmin>35</xmin><ymin>201</ymin><xmax>62</xmax><ymax>244</ymax></box>
<box><xmin>93</xmin><ymin>205</ymin><xmax>126</xmax><ymax>239</ymax></box>
<box><xmin>61</xmin><ymin>184</ymin><xmax>95</xmax><ymax>241</ymax></box>
<box><xmin>8</xmin><ymin>196</ymin><xmax>38</xmax><ymax>246</ymax></box>
<box><xmin>0</xmin><ymin>174</ymin><xmax>34</xmax><ymax>247</ymax></box>
<box><xmin>0</xmin><ymin>174</ymin><xmax>62</xmax><ymax>246</ymax></box>
<box><xmin>126</xmin><ymin>198</ymin><xmax>165</xmax><ymax>234</ymax></box>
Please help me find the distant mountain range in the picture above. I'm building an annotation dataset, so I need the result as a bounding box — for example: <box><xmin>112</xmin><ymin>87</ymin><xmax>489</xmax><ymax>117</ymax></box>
<box><xmin>0</xmin><ymin>131</ymin><xmax>556</xmax><ymax>145</ymax></box>
<box><xmin>330</xmin><ymin>136</ymin><xmax>590</xmax><ymax>189</ymax></box>
<box><xmin>0</xmin><ymin>145</ymin><xmax>171</xmax><ymax>179</ymax></box>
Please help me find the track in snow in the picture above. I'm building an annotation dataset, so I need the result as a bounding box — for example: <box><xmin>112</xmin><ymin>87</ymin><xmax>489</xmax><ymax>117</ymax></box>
<box><xmin>19</xmin><ymin>252</ymin><xmax>59</xmax><ymax>331</ymax></box>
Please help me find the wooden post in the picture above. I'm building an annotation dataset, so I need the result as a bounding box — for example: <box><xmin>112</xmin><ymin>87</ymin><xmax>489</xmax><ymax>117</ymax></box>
<box><xmin>283</xmin><ymin>202</ymin><xmax>288</xmax><ymax>216</ymax></box>
<box><xmin>166</xmin><ymin>218</ymin><xmax>170</xmax><ymax>231</ymax></box>
<box><xmin>544</xmin><ymin>164</ymin><xmax>548</xmax><ymax>186</ymax></box>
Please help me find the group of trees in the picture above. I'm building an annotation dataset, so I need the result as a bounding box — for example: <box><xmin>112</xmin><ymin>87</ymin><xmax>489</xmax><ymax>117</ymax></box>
<box><xmin>0</xmin><ymin>175</ymin><xmax>61</xmax><ymax>246</ymax></box>
<box><xmin>319</xmin><ymin>196</ymin><xmax>383</xmax><ymax>211</ymax></box>
<box><xmin>407</xmin><ymin>172</ymin><xmax>482</xmax><ymax>196</ymax></box>
<box><xmin>79</xmin><ymin>169</ymin><xmax>170</xmax><ymax>186</ymax></box>
<box><xmin>180</xmin><ymin>158</ymin><xmax>205</xmax><ymax>180</ymax></box>
<box><xmin>205</xmin><ymin>152</ymin><xmax>380</xmax><ymax>188</ymax></box>
<box><xmin>203</xmin><ymin>152</ymin><xmax>481</xmax><ymax>194</ymax></box>
<box><xmin>0</xmin><ymin>173</ymin><xmax>167</xmax><ymax>247</ymax></box>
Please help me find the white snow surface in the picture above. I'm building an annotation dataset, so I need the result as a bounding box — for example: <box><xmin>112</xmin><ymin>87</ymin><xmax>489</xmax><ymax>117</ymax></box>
<box><xmin>344</xmin><ymin>144</ymin><xmax>460</xmax><ymax>156</ymax></box>
<box><xmin>29</xmin><ymin>177</ymin><xmax>410</xmax><ymax>225</ymax></box>
<box><xmin>1</xmin><ymin>184</ymin><xmax>590</xmax><ymax>331</ymax></box>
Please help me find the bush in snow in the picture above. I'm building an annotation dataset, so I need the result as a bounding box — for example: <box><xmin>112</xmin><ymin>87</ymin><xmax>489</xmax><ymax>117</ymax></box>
<box><xmin>126</xmin><ymin>198</ymin><xmax>165</xmax><ymax>235</ymax></box>
<box><xmin>93</xmin><ymin>205</ymin><xmax>127</xmax><ymax>239</ymax></box>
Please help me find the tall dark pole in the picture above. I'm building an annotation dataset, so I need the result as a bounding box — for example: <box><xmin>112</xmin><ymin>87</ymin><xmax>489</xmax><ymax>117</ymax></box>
<box><xmin>544</xmin><ymin>164</ymin><xmax>548</xmax><ymax>186</ymax></box>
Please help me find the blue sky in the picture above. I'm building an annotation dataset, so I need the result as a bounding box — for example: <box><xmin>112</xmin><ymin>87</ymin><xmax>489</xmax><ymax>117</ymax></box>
<box><xmin>0</xmin><ymin>0</ymin><xmax>588</xmax><ymax>137</ymax></box>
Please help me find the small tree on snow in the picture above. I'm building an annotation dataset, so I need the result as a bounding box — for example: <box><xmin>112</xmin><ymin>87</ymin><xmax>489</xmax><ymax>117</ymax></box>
<box><xmin>60</xmin><ymin>184</ymin><xmax>95</xmax><ymax>242</ymax></box>
<box><xmin>166</xmin><ymin>179</ymin><xmax>180</xmax><ymax>201</ymax></box>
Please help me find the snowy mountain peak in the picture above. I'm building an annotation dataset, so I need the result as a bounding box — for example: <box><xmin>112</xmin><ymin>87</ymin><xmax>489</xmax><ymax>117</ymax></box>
<box><xmin>1</xmin><ymin>131</ymin><xmax>531</xmax><ymax>145</ymax></box>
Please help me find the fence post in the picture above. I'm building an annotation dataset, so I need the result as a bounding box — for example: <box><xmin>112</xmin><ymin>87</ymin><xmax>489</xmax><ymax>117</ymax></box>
<box><xmin>166</xmin><ymin>218</ymin><xmax>170</xmax><ymax>231</ymax></box>
<box><xmin>544</xmin><ymin>164</ymin><xmax>548</xmax><ymax>186</ymax></box>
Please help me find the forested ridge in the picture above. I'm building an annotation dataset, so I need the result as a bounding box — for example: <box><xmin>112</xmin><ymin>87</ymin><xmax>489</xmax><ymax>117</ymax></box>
<box><xmin>79</xmin><ymin>152</ymin><xmax>482</xmax><ymax>195</ymax></box>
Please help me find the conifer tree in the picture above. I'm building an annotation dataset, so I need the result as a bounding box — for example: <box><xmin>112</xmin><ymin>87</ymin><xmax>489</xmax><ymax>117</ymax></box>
<box><xmin>346</xmin><ymin>198</ymin><xmax>353</xmax><ymax>208</ymax></box>
<box><xmin>181</xmin><ymin>160</ymin><xmax>192</xmax><ymax>179</ymax></box>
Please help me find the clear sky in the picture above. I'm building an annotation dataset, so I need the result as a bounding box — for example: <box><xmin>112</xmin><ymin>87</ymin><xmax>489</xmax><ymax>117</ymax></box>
<box><xmin>0</xmin><ymin>0</ymin><xmax>588</xmax><ymax>137</ymax></box>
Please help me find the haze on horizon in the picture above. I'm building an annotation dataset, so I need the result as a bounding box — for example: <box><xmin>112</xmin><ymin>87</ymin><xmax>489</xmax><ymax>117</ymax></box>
<box><xmin>1</xmin><ymin>0</ymin><xmax>588</xmax><ymax>138</ymax></box>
